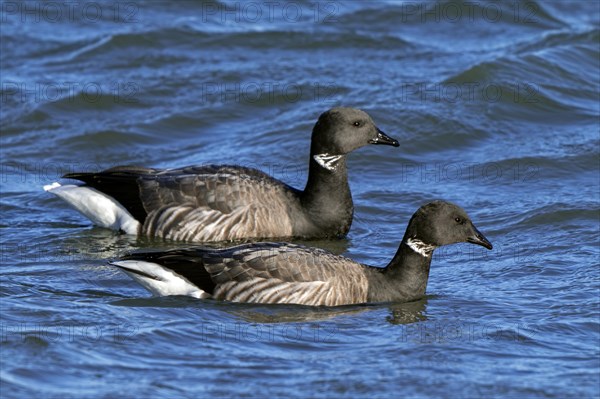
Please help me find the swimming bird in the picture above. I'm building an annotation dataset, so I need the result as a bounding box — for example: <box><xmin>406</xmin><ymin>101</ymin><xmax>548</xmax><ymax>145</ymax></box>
<box><xmin>44</xmin><ymin>107</ymin><xmax>399</xmax><ymax>242</ymax></box>
<box><xmin>110</xmin><ymin>201</ymin><xmax>493</xmax><ymax>306</ymax></box>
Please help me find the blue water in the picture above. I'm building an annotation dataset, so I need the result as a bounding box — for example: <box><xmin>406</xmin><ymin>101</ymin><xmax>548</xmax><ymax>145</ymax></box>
<box><xmin>1</xmin><ymin>1</ymin><xmax>599</xmax><ymax>398</ymax></box>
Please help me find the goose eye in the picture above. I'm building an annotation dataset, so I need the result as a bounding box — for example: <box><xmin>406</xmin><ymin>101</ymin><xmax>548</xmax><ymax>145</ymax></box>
<box><xmin>353</xmin><ymin>121</ymin><xmax>361</xmax><ymax>127</ymax></box>
<box><xmin>454</xmin><ymin>217</ymin><xmax>462</xmax><ymax>224</ymax></box>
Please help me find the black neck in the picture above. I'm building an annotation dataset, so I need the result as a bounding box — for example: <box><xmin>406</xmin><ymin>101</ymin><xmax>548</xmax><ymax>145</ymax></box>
<box><xmin>300</xmin><ymin>156</ymin><xmax>353</xmax><ymax>234</ymax></box>
<box><xmin>367</xmin><ymin>241</ymin><xmax>434</xmax><ymax>303</ymax></box>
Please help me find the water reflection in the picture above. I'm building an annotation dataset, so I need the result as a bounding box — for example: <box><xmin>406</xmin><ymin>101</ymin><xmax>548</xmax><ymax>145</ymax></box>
<box><xmin>110</xmin><ymin>295</ymin><xmax>429</xmax><ymax>326</ymax></box>
<box><xmin>234</xmin><ymin>299</ymin><xmax>428</xmax><ymax>324</ymax></box>
<box><xmin>386</xmin><ymin>298</ymin><xmax>428</xmax><ymax>325</ymax></box>
<box><xmin>51</xmin><ymin>227</ymin><xmax>139</xmax><ymax>260</ymax></box>
<box><xmin>229</xmin><ymin>303</ymin><xmax>373</xmax><ymax>323</ymax></box>
<box><xmin>55</xmin><ymin>226</ymin><xmax>352</xmax><ymax>256</ymax></box>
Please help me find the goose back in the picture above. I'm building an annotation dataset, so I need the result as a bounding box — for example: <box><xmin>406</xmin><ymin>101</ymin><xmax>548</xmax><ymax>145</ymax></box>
<box><xmin>116</xmin><ymin>243</ymin><xmax>370</xmax><ymax>306</ymax></box>
<box><xmin>138</xmin><ymin>165</ymin><xmax>303</xmax><ymax>241</ymax></box>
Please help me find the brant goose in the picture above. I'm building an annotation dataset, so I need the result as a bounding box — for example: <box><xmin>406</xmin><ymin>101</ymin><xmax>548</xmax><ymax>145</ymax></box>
<box><xmin>110</xmin><ymin>201</ymin><xmax>493</xmax><ymax>306</ymax></box>
<box><xmin>44</xmin><ymin>108</ymin><xmax>398</xmax><ymax>242</ymax></box>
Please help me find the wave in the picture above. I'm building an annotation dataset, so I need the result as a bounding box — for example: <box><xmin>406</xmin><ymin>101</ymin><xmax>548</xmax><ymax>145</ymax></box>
<box><xmin>512</xmin><ymin>203</ymin><xmax>599</xmax><ymax>228</ymax></box>
<box><xmin>438</xmin><ymin>26</ymin><xmax>599</xmax><ymax>122</ymax></box>
<box><xmin>341</xmin><ymin>0</ymin><xmax>566</xmax><ymax>29</ymax></box>
<box><xmin>57</xmin><ymin>130</ymin><xmax>155</xmax><ymax>150</ymax></box>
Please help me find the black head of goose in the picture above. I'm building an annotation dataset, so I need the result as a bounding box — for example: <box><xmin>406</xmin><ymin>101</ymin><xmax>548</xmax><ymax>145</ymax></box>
<box><xmin>300</xmin><ymin>108</ymin><xmax>398</xmax><ymax>235</ymax></box>
<box><xmin>110</xmin><ymin>201</ymin><xmax>493</xmax><ymax>306</ymax></box>
<box><xmin>44</xmin><ymin>107</ymin><xmax>398</xmax><ymax>242</ymax></box>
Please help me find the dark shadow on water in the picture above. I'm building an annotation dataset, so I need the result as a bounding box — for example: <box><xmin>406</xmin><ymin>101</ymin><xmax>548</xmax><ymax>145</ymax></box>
<box><xmin>54</xmin><ymin>226</ymin><xmax>351</xmax><ymax>256</ymax></box>
<box><xmin>110</xmin><ymin>296</ymin><xmax>372</xmax><ymax>322</ymax></box>
<box><xmin>50</xmin><ymin>227</ymin><xmax>140</xmax><ymax>260</ymax></box>
<box><xmin>231</xmin><ymin>299</ymin><xmax>429</xmax><ymax>324</ymax></box>
<box><xmin>228</xmin><ymin>302</ymin><xmax>375</xmax><ymax>323</ymax></box>
<box><xmin>386</xmin><ymin>297</ymin><xmax>429</xmax><ymax>325</ymax></box>
<box><xmin>110</xmin><ymin>295</ymin><xmax>430</xmax><ymax>325</ymax></box>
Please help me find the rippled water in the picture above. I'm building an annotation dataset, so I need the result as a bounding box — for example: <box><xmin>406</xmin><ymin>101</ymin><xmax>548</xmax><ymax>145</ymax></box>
<box><xmin>1</xmin><ymin>1</ymin><xmax>599</xmax><ymax>398</ymax></box>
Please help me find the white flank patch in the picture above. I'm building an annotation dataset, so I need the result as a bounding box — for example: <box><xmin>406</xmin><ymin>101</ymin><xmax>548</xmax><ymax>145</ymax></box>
<box><xmin>313</xmin><ymin>153</ymin><xmax>343</xmax><ymax>171</ymax></box>
<box><xmin>44</xmin><ymin>182</ymin><xmax>140</xmax><ymax>235</ymax></box>
<box><xmin>111</xmin><ymin>260</ymin><xmax>210</xmax><ymax>299</ymax></box>
<box><xmin>406</xmin><ymin>238</ymin><xmax>437</xmax><ymax>257</ymax></box>
<box><xmin>43</xmin><ymin>182</ymin><xmax>62</xmax><ymax>191</ymax></box>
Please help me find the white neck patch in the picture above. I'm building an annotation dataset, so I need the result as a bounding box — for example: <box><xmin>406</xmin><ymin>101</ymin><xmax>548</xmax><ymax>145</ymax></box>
<box><xmin>313</xmin><ymin>153</ymin><xmax>343</xmax><ymax>171</ymax></box>
<box><xmin>406</xmin><ymin>238</ymin><xmax>436</xmax><ymax>257</ymax></box>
